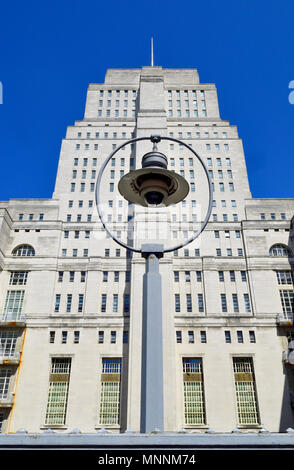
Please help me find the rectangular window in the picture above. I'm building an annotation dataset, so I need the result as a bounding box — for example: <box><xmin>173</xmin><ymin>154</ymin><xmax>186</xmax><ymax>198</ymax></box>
<box><xmin>219</xmin><ymin>271</ymin><xmax>224</xmax><ymax>282</ymax></box>
<box><xmin>276</xmin><ymin>271</ymin><xmax>294</xmax><ymax>285</ymax></box>
<box><xmin>221</xmin><ymin>294</ymin><xmax>227</xmax><ymax>312</ymax></box>
<box><xmin>98</xmin><ymin>331</ymin><xmax>104</xmax><ymax>344</ymax></box>
<box><xmin>0</xmin><ymin>368</ymin><xmax>11</xmax><ymax>399</ymax></box>
<box><xmin>198</xmin><ymin>294</ymin><xmax>204</xmax><ymax>312</ymax></box>
<box><xmin>225</xmin><ymin>331</ymin><xmax>231</xmax><ymax>343</ymax></box>
<box><xmin>176</xmin><ymin>331</ymin><xmax>182</xmax><ymax>343</ymax></box>
<box><xmin>232</xmin><ymin>294</ymin><xmax>239</xmax><ymax>312</ymax></box>
<box><xmin>78</xmin><ymin>294</ymin><xmax>84</xmax><ymax>312</ymax></box>
<box><xmin>230</xmin><ymin>271</ymin><xmax>235</xmax><ymax>282</ymax></box>
<box><xmin>244</xmin><ymin>294</ymin><xmax>251</xmax><ymax>312</ymax></box>
<box><xmin>233</xmin><ymin>357</ymin><xmax>260</xmax><ymax>425</ymax></box>
<box><xmin>66</xmin><ymin>294</ymin><xmax>72</xmax><ymax>313</ymax></box>
<box><xmin>241</xmin><ymin>271</ymin><xmax>247</xmax><ymax>282</ymax></box>
<box><xmin>74</xmin><ymin>331</ymin><xmax>80</xmax><ymax>344</ymax></box>
<box><xmin>113</xmin><ymin>294</ymin><xmax>118</xmax><ymax>313</ymax></box>
<box><xmin>0</xmin><ymin>331</ymin><xmax>17</xmax><ymax>357</ymax></box>
<box><xmin>200</xmin><ymin>331</ymin><xmax>207</xmax><ymax>343</ymax></box>
<box><xmin>188</xmin><ymin>331</ymin><xmax>194</xmax><ymax>343</ymax></box>
<box><xmin>45</xmin><ymin>358</ymin><xmax>71</xmax><ymax>425</ymax></box>
<box><xmin>175</xmin><ymin>294</ymin><xmax>180</xmax><ymax>312</ymax></box>
<box><xmin>237</xmin><ymin>331</ymin><xmax>243</xmax><ymax>343</ymax></box>
<box><xmin>9</xmin><ymin>271</ymin><xmax>28</xmax><ymax>285</ymax></box>
<box><xmin>182</xmin><ymin>358</ymin><xmax>206</xmax><ymax>425</ymax></box>
<box><xmin>174</xmin><ymin>271</ymin><xmax>179</xmax><ymax>282</ymax></box>
<box><xmin>54</xmin><ymin>294</ymin><xmax>61</xmax><ymax>312</ymax></box>
<box><xmin>111</xmin><ymin>331</ymin><xmax>116</xmax><ymax>344</ymax></box>
<box><xmin>196</xmin><ymin>271</ymin><xmax>202</xmax><ymax>282</ymax></box>
<box><xmin>249</xmin><ymin>331</ymin><xmax>256</xmax><ymax>343</ymax></box>
<box><xmin>3</xmin><ymin>290</ymin><xmax>25</xmax><ymax>321</ymax></box>
<box><xmin>62</xmin><ymin>331</ymin><xmax>67</xmax><ymax>344</ymax></box>
<box><xmin>69</xmin><ymin>271</ymin><xmax>75</xmax><ymax>282</ymax></box>
<box><xmin>186</xmin><ymin>294</ymin><xmax>192</xmax><ymax>312</ymax></box>
<box><xmin>99</xmin><ymin>358</ymin><xmax>122</xmax><ymax>425</ymax></box>
<box><xmin>81</xmin><ymin>271</ymin><xmax>86</xmax><ymax>283</ymax></box>
<box><xmin>49</xmin><ymin>331</ymin><xmax>55</xmax><ymax>344</ymax></box>
<box><xmin>101</xmin><ymin>294</ymin><xmax>107</xmax><ymax>313</ymax></box>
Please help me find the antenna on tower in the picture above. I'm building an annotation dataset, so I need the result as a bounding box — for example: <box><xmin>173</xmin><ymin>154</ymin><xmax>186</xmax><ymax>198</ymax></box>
<box><xmin>151</xmin><ymin>37</ymin><xmax>154</xmax><ymax>66</ymax></box>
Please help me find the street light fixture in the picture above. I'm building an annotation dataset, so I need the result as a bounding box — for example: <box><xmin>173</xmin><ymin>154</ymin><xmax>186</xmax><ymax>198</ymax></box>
<box><xmin>96</xmin><ymin>135</ymin><xmax>213</xmax><ymax>433</ymax></box>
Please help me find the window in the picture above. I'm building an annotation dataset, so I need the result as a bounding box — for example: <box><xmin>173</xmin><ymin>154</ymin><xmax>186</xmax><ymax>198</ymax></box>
<box><xmin>232</xmin><ymin>294</ymin><xmax>239</xmax><ymax>312</ymax></box>
<box><xmin>9</xmin><ymin>271</ymin><xmax>28</xmax><ymax>285</ymax></box>
<box><xmin>113</xmin><ymin>294</ymin><xmax>118</xmax><ymax>313</ymax></box>
<box><xmin>101</xmin><ymin>294</ymin><xmax>107</xmax><ymax>312</ymax></box>
<box><xmin>186</xmin><ymin>294</ymin><xmax>192</xmax><ymax>312</ymax></box>
<box><xmin>185</xmin><ymin>271</ymin><xmax>191</xmax><ymax>282</ymax></box>
<box><xmin>276</xmin><ymin>271</ymin><xmax>294</xmax><ymax>285</ymax></box>
<box><xmin>241</xmin><ymin>271</ymin><xmax>247</xmax><ymax>282</ymax></box>
<box><xmin>175</xmin><ymin>294</ymin><xmax>180</xmax><ymax>312</ymax></box>
<box><xmin>214</xmin><ymin>230</ymin><xmax>220</xmax><ymax>238</ymax></box>
<box><xmin>182</xmin><ymin>358</ymin><xmax>206</xmax><ymax>425</ymax></box>
<box><xmin>0</xmin><ymin>368</ymin><xmax>11</xmax><ymax>400</ymax></box>
<box><xmin>99</xmin><ymin>358</ymin><xmax>122</xmax><ymax>425</ymax></box>
<box><xmin>45</xmin><ymin>358</ymin><xmax>71</xmax><ymax>425</ymax></box>
<box><xmin>188</xmin><ymin>331</ymin><xmax>194</xmax><ymax>344</ymax></box>
<box><xmin>244</xmin><ymin>294</ymin><xmax>251</xmax><ymax>312</ymax></box>
<box><xmin>237</xmin><ymin>331</ymin><xmax>243</xmax><ymax>343</ymax></box>
<box><xmin>237</xmin><ymin>248</ymin><xmax>243</xmax><ymax>257</ymax></box>
<box><xmin>249</xmin><ymin>331</ymin><xmax>256</xmax><ymax>343</ymax></box>
<box><xmin>78</xmin><ymin>294</ymin><xmax>84</xmax><ymax>312</ymax></box>
<box><xmin>196</xmin><ymin>271</ymin><xmax>202</xmax><ymax>282</ymax></box>
<box><xmin>114</xmin><ymin>271</ymin><xmax>119</xmax><ymax>282</ymax></box>
<box><xmin>216</xmin><ymin>249</ymin><xmax>222</xmax><ymax>257</ymax></box>
<box><xmin>0</xmin><ymin>331</ymin><xmax>17</xmax><ymax>357</ymax></box>
<box><xmin>62</xmin><ymin>331</ymin><xmax>68</xmax><ymax>344</ymax></box>
<box><xmin>74</xmin><ymin>331</ymin><xmax>80</xmax><ymax>344</ymax></box>
<box><xmin>230</xmin><ymin>271</ymin><xmax>235</xmax><ymax>282</ymax></box>
<box><xmin>221</xmin><ymin>294</ymin><xmax>227</xmax><ymax>312</ymax></box>
<box><xmin>81</xmin><ymin>271</ymin><xmax>86</xmax><ymax>283</ymax></box>
<box><xmin>12</xmin><ymin>245</ymin><xmax>35</xmax><ymax>257</ymax></box>
<box><xmin>219</xmin><ymin>271</ymin><xmax>224</xmax><ymax>282</ymax></box>
<box><xmin>279</xmin><ymin>290</ymin><xmax>294</xmax><ymax>314</ymax></box>
<box><xmin>198</xmin><ymin>294</ymin><xmax>204</xmax><ymax>312</ymax></box>
<box><xmin>233</xmin><ymin>358</ymin><xmax>259</xmax><ymax>425</ymax></box>
<box><xmin>174</xmin><ymin>271</ymin><xmax>179</xmax><ymax>282</ymax></box>
<box><xmin>225</xmin><ymin>331</ymin><xmax>231</xmax><ymax>343</ymax></box>
<box><xmin>54</xmin><ymin>294</ymin><xmax>61</xmax><ymax>312</ymax></box>
<box><xmin>176</xmin><ymin>331</ymin><xmax>182</xmax><ymax>343</ymax></box>
<box><xmin>69</xmin><ymin>271</ymin><xmax>75</xmax><ymax>282</ymax></box>
<box><xmin>3</xmin><ymin>290</ymin><xmax>24</xmax><ymax>321</ymax></box>
<box><xmin>269</xmin><ymin>244</ymin><xmax>291</xmax><ymax>257</ymax></box>
<box><xmin>58</xmin><ymin>271</ymin><xmax>63</xmax><ymax>283</ymax></box>
<box><xmin>111</xmin><ymin>331</ymin><xmax>116</xmax><ymax>344</ymax></box>
<box><xmin>49</xmin><ymin>331</ymin><xmax>55</xmax><ymax>344</ymax></box>
<box><xmin>229</xmin><ymin>183</ymin><xmax>234</xmax><ymax>192</ymax></box>
<box><xmin>98</xmin><ymin>331</ymin><xmax>104</xmax><ymax>344</ymax></box>
<box><xmin>66</xmin><ymin>294</ymin><xmax>72</xmax><ymax>312</ymax></box>
<box><xmin>200</xmin><ymin>331</ymin><xmax>207</xmax><ymax>343</ymax></box>
<box><xmin>125</xmin><ymin>271</ymin><xmax>131</xmax><ymax>282</ymax></box>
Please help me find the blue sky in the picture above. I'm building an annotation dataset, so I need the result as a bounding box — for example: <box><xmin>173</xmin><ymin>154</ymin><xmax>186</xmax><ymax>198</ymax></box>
<box><xmin>0</xmin><ymin>0</ymin><xmax>293</xmax><ymax>200</ymax></box>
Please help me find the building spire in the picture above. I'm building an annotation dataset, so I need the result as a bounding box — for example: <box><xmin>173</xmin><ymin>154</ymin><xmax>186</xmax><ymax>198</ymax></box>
<box><xmin>151</xmin><ymin>37</ymin><xmax>154</xmax><ymax>66</ymax></box>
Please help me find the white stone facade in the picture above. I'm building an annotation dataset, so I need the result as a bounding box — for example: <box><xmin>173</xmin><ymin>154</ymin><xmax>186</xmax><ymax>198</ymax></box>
<box><xmin>0</xmin><ymin>66</ymin><xmax>293</xmax><ymax>434</ymax></box>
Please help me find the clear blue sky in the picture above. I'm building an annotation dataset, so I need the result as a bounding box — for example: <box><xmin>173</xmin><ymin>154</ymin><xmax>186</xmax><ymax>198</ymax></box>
<box><xmin>0</xmin><ymin>0</ymin><xmax>293</xmax><ymax>200</ymax></box>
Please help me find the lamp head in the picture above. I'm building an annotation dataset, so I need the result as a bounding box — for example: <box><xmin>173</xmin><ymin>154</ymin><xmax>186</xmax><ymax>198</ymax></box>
<box><xmin>118</xmin><ymin>146</ymin><xmax>189</xmax><ymax>207</ymax></box>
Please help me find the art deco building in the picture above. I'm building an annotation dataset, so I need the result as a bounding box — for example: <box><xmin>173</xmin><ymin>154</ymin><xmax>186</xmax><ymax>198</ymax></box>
<box><xmin>0</xmin><ymin>65</ymin><xmax>294</xmax><ymax>435</ymax></box>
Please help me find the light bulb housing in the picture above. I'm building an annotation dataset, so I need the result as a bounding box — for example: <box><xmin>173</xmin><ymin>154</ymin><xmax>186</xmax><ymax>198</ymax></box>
<box><xmin>118</xmin><ymin>149</ymin><xmax>189</xmax><ymax>207</ymax></box>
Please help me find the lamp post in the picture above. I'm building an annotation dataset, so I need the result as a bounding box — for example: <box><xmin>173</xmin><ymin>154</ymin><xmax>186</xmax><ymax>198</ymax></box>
<box><xmin>96</xmin><ymin>135</ymin><xmax>213</xmax><ymax>433</ymax></box>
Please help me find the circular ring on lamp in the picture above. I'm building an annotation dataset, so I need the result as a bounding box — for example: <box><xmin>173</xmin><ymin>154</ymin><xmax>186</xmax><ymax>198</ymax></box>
<box><xmin>95</xmin><ymin>135</ymin><xmax>213</xmax><ymax>254</ymax></box>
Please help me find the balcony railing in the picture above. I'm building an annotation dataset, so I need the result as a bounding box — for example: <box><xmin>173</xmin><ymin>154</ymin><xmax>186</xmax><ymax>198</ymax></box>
<box><xmin>277</xmin><ymin>312</ymin><xmax>294</xmax><ymax>325</ymax></box>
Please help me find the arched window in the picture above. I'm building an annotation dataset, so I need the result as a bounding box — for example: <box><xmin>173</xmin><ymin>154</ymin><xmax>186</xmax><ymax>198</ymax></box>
<box><xmin>269</xmin><ymin>244</ymin><xmax>291</xmax><ymax>257</ymax></box>
<box><xmin>12</xmin><ymin>244</ymin><xmax>35</xmax><ymax>257</ymax></box>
